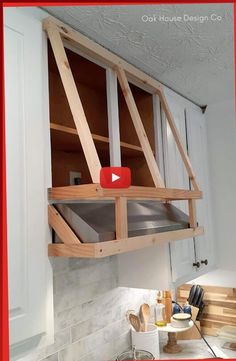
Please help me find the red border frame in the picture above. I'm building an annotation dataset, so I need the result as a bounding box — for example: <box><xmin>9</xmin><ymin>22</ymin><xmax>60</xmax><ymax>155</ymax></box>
<box><xmin>1</xmin><ymin>2</ymin><xmax>9</xmax><ymax>360</ymax></box>
<box><xmin>1</xmin><ymin>1</ymin><xmax>235</xmax><ymax>361</ymax></box>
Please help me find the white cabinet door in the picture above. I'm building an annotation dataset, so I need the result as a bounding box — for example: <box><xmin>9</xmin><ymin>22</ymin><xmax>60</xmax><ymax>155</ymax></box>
<box><xmin>4</xmin><ymin>8</ymin><xmax>53</xmax><ymax>346</ymax></box>
<box><xmin>186</xmin><ymin>106</ymin><xmax>214</xmax><ymax>272</ymax></box>
<box><xmin>162</xmin><ymin>91</ymin><xmax>195</xmax><ymax>284</ymax></box>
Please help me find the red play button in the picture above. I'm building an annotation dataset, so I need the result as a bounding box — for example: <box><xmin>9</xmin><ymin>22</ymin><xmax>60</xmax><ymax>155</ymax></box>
<box><xmin>100</xmin><ymin>167</ymin><xmax>131</xmax><ymax>189</ymax></box>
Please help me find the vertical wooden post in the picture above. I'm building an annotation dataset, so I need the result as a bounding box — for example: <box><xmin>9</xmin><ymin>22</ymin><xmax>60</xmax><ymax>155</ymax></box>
<box><xmin>106</xmin><ymin>68</ymin><xmax>121</xmax><ymax>166</ymax></box>
<box><xmin>115</xmin><ymin>197</ymin><xmax>128</xmax><ymax>239</ymax></box>
<box><xmin>45</xmin><ymin>24</ymin><xmax>101</xmax><ymax>183</ymax></box>
<box><xmin>188</xmin><ymin>199</ymin><xmax>197</xmax><ymax>228</ymax></box>
<box><xmin>116</xmin><ymin>66</ymin><xmax>165</xmax><ymax>188</ymax></box>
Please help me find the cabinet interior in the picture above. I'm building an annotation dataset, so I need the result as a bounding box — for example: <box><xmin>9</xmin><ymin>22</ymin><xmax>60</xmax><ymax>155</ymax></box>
<box><xmin>48</xmin><ymin>43</ymin><xmax>155</xmax><ymax>187</ymax></box>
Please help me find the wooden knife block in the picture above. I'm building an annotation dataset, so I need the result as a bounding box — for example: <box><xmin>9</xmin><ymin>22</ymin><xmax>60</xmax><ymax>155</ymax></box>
<box><xmin>176</xmin><ymin>306</ymin><xmax>201</xmax><ymax>340</ymax></box>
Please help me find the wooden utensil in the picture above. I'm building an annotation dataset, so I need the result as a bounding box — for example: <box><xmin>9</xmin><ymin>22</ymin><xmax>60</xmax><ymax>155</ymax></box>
<box><xmin>129</xmin><ymin>313</ymin><xmax>141</xmax><ymax>332</ymax></box>
<box><xmin>139</xmin><ymin>303</ymin><xmax>150</xmax><ymax>332</ymax></box>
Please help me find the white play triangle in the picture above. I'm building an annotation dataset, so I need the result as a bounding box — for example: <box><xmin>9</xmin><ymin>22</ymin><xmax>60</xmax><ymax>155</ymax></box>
<box><xmin>112</xmin><ymin>173</ymin><xmax>120</xmax><ymax>182</ymax></box>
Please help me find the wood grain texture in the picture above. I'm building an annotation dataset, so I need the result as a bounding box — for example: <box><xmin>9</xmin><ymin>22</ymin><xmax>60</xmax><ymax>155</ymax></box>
<box><xmin>177</xmin><ymin>284</ymin><xmax>236</xmax><ymax>336</ymax></box>
<box><xmin>115</xmin><ymin>197</ymin><xmax>128</xmax><ymax>239</ymax></box>
<box><xmin>48</xmin><ymin>47</ymin><xmax>108</xmax><ymax>137</ymax></box>
<box><xmin>118</xmin><ymin>82</ymin><xmax>155</xmax><ymax>149</ymax></box>
<box><xmin>118</xmin><ymin>83</ymin><xmax>156</xmax><ymax>187</ymax></box>
<box><xmin>51</xmin><ymin>150</ymin><xmax>93</xmax><ymax>186</ymax></box>
<box><xmin>116</xmin><ymin>66</ymin><xmax>164</xmax><ymax>188</ymax></box>
<box><xmin>48</xmin><ymin>184</ymin><xmax>202</xmax><ymax>202</ymax></box>
<box><xmin>43</xmin><ymin>17</ymin><xmax>163</xmax><ymax>94</ymax></box>
<box><xmin>188</xmin><ymin>199</ymin><xmax>197</xmax><ymax>228</ymax></box>
<box><xmin>48</xmin><ymin>243</ymin><xmax>95</xmax><ymax>257</ymax></box>
<box><xmin>48</xmin><ymin>204</ymin><xmax>81</xmax><ymax>244</ymax></box>
<box><xmin>48</xmin><ymin>227</ymin><xmax>204</xmax><ymax>258</ymax></box>
<box><xmin>46</xmin><ymin>24</ymin><xmax>101</xmax><ymax>183</ymax></box>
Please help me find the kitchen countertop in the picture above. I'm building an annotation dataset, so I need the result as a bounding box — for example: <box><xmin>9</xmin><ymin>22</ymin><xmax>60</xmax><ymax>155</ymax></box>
<box><xmin>159</xmin><ymin>336</ymin><xmax>236</xmax><ymax>359</ymax></box>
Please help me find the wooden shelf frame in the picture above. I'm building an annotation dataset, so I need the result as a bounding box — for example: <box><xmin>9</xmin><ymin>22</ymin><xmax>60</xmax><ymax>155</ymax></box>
<box><xmin>43</xmin><ymin>17</ymin><xmax>204</xmax><ymax>258</ymax></box>
<box><xmin>48</xmin><ymin>204</ymin><xmax>204</xmax><ymax>258</ymax></box>
<box><xmin>50</xmin><ymin>122</ymin><xmax>144</xmax><ymax>154</ymax></box>
<box><xmin>44</xmin><ymin>16</ymin><xmax>199</xmax><ymax>191</ymax></box>
<box><xmin>48</xmin><ymin>184</ymin><xmax>202</xmax><ymax>202</ymax></box>
<box><xmin>48</xmin><ymin>185</ymin><xmax>203</xmax><ymax>257</ymax></box>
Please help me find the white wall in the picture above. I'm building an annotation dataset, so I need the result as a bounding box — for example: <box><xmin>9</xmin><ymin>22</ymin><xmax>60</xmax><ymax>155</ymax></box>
<box><xmin>206</xmin><ymin>99</ymin><xmax>236</xmax><ymax>270</ymax></box>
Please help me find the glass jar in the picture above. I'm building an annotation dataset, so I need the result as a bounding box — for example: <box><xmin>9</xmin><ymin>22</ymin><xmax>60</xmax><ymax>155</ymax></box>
<box><xmin>116</xmin><ymin>348</ymin><xmax>154</xmax><ymax>360</ymax></box>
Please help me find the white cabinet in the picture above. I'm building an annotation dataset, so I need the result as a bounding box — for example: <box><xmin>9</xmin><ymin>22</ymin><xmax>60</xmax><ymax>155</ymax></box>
<box><xmin>4</xmin><ymin>7</ymin><xmax>53</xmax><ymax>348</ymax></box>
<box><xmin>162</xmin><ymin>91</ymin><xmax>196</xmax><ymax>284</ymax></box>
<box><xmin>162</xmin><ymin>90</ymin><xmax>214</xmax><ymax>285</ymax></box>
<box><xmin>186</xmin><ymin>106</ymin><xmax>214</xmax><ymax>270</ymax></box>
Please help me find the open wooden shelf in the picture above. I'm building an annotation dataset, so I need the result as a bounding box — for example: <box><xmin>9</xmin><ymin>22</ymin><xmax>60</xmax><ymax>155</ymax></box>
<box><xmin>48</xmin><ymin>203</ymin><xmax>204</xmax><ymax>258</ymax></box>
<box><xmin>50</xmin><ymin>123</ymin><xmax>145</xmax><ymax>157</ymax></box>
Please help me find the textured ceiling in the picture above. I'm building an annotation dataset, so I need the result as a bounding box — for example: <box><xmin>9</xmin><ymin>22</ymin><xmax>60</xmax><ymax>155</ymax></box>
<box><xmin>42</xmin><ymin>4</ymin><xmax>234</xmax><ymax>106</ymax></box>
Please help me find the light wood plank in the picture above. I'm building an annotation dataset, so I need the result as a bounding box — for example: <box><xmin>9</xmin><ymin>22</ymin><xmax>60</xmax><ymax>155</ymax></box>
<box><xmin>106</xmin><ymin>68</ymin><xmax>121</xmax><ymax>166</ymax></box>
<box><xmin>48</xmin><ymin>184</ymin><xmax>100</xmax><ymax>201</ymax></box>
<box><xmin>94</xmin><ymin>227</ymin><xmax>204</xmax><ymax>258</ymax></box>
<box><xmin>115</xmin><ymin>197</ymin><xmax>128</xmax><ymax>239</ymax></box>
<box><xmin>48</xmin><ymin>184</ymin><xmax>203</xmax><ymax>201</ymax></box>
<box><xmin>116</xmin><ymin>66</ymin><xmax>164</xmax><ymax>188</ymax></box>
<box><xmin>43</xmin><ymin>17</ymin><xmax>163</xmax><ymax>94</ymax></box>
<box><xmin>48</xmin><ymin>227</ymin><xmax>204</xmax><ymax>258</ymax></box>
<box><xmin>46</xmin><ymin>24</ymin><xmax>101</xmax><ymax>183</ymax></box>
<box><xmin>158</xmin><ymin>89</ymin><xmax>200</xmax><ymax>191</ymax></box>
<box><xmin>48</xmin><ymin>243</ymin><xmax>95</xmax><ymax>257</ymax></box>
<box><xmin>101</xmin><ymin>186</ymin><xmax>202</xmax><ymax>200</ymax></box>
<box><xmin>188</xmin><ymin>199</ymin><xmax>197</xmax><ymax>228</ymax></box>
<box><xmin>48</xmin><ymin>204</ymin><xmax>81</xmax><ymax>244</ymax></box>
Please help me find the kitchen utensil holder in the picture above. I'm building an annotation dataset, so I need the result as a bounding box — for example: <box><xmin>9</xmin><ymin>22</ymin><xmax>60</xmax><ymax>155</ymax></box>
<box><xmin>131</xmin><ymin>323</ymin><xmax>160</xmax><ymax>359</ymax></box>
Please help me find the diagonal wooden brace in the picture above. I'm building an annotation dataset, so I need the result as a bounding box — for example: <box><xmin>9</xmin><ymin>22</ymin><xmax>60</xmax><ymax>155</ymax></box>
<box><xmin>116</xmin><ymin>66</ymin><xmax>165</xmax><ymax>188</ymax></box>
<box><xmin>45</xmin><ymin>24</ymin><xmax>101</xmax><ymax>183</ymax></box>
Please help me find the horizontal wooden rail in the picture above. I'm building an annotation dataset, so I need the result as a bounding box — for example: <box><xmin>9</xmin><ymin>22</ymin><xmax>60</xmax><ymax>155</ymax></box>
<box><xmin>48</xmin><ymin>184</ymin><xmax>202</xmax><ymax>202</ymax></box>
<box><xmin>48</xmin><ymin>227</ymin><xmax>204</xmax><ymax>258</ymax></box>
<box><xmin>43</xmin><ymin>17</ymin><xmax>163</xmax><ymax>94</ymax></box>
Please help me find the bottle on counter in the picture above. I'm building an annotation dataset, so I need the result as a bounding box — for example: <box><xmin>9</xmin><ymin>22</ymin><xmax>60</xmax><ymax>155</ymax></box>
<box><xmin>162</xmin><ymin>290</ymin><xmax>172</xmax><ymax>324</ymax></box>
<box><xmin>154</xmin><ymin>291</ymin><xmax>167</xmax><ymax>327</ymax></box>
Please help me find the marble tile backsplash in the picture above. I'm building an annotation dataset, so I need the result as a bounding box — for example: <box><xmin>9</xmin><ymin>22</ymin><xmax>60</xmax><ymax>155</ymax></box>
<box><xmin>15</xmin><ymin>256</ymin><xmax>158</xmax><ymax>361</ymax></box>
